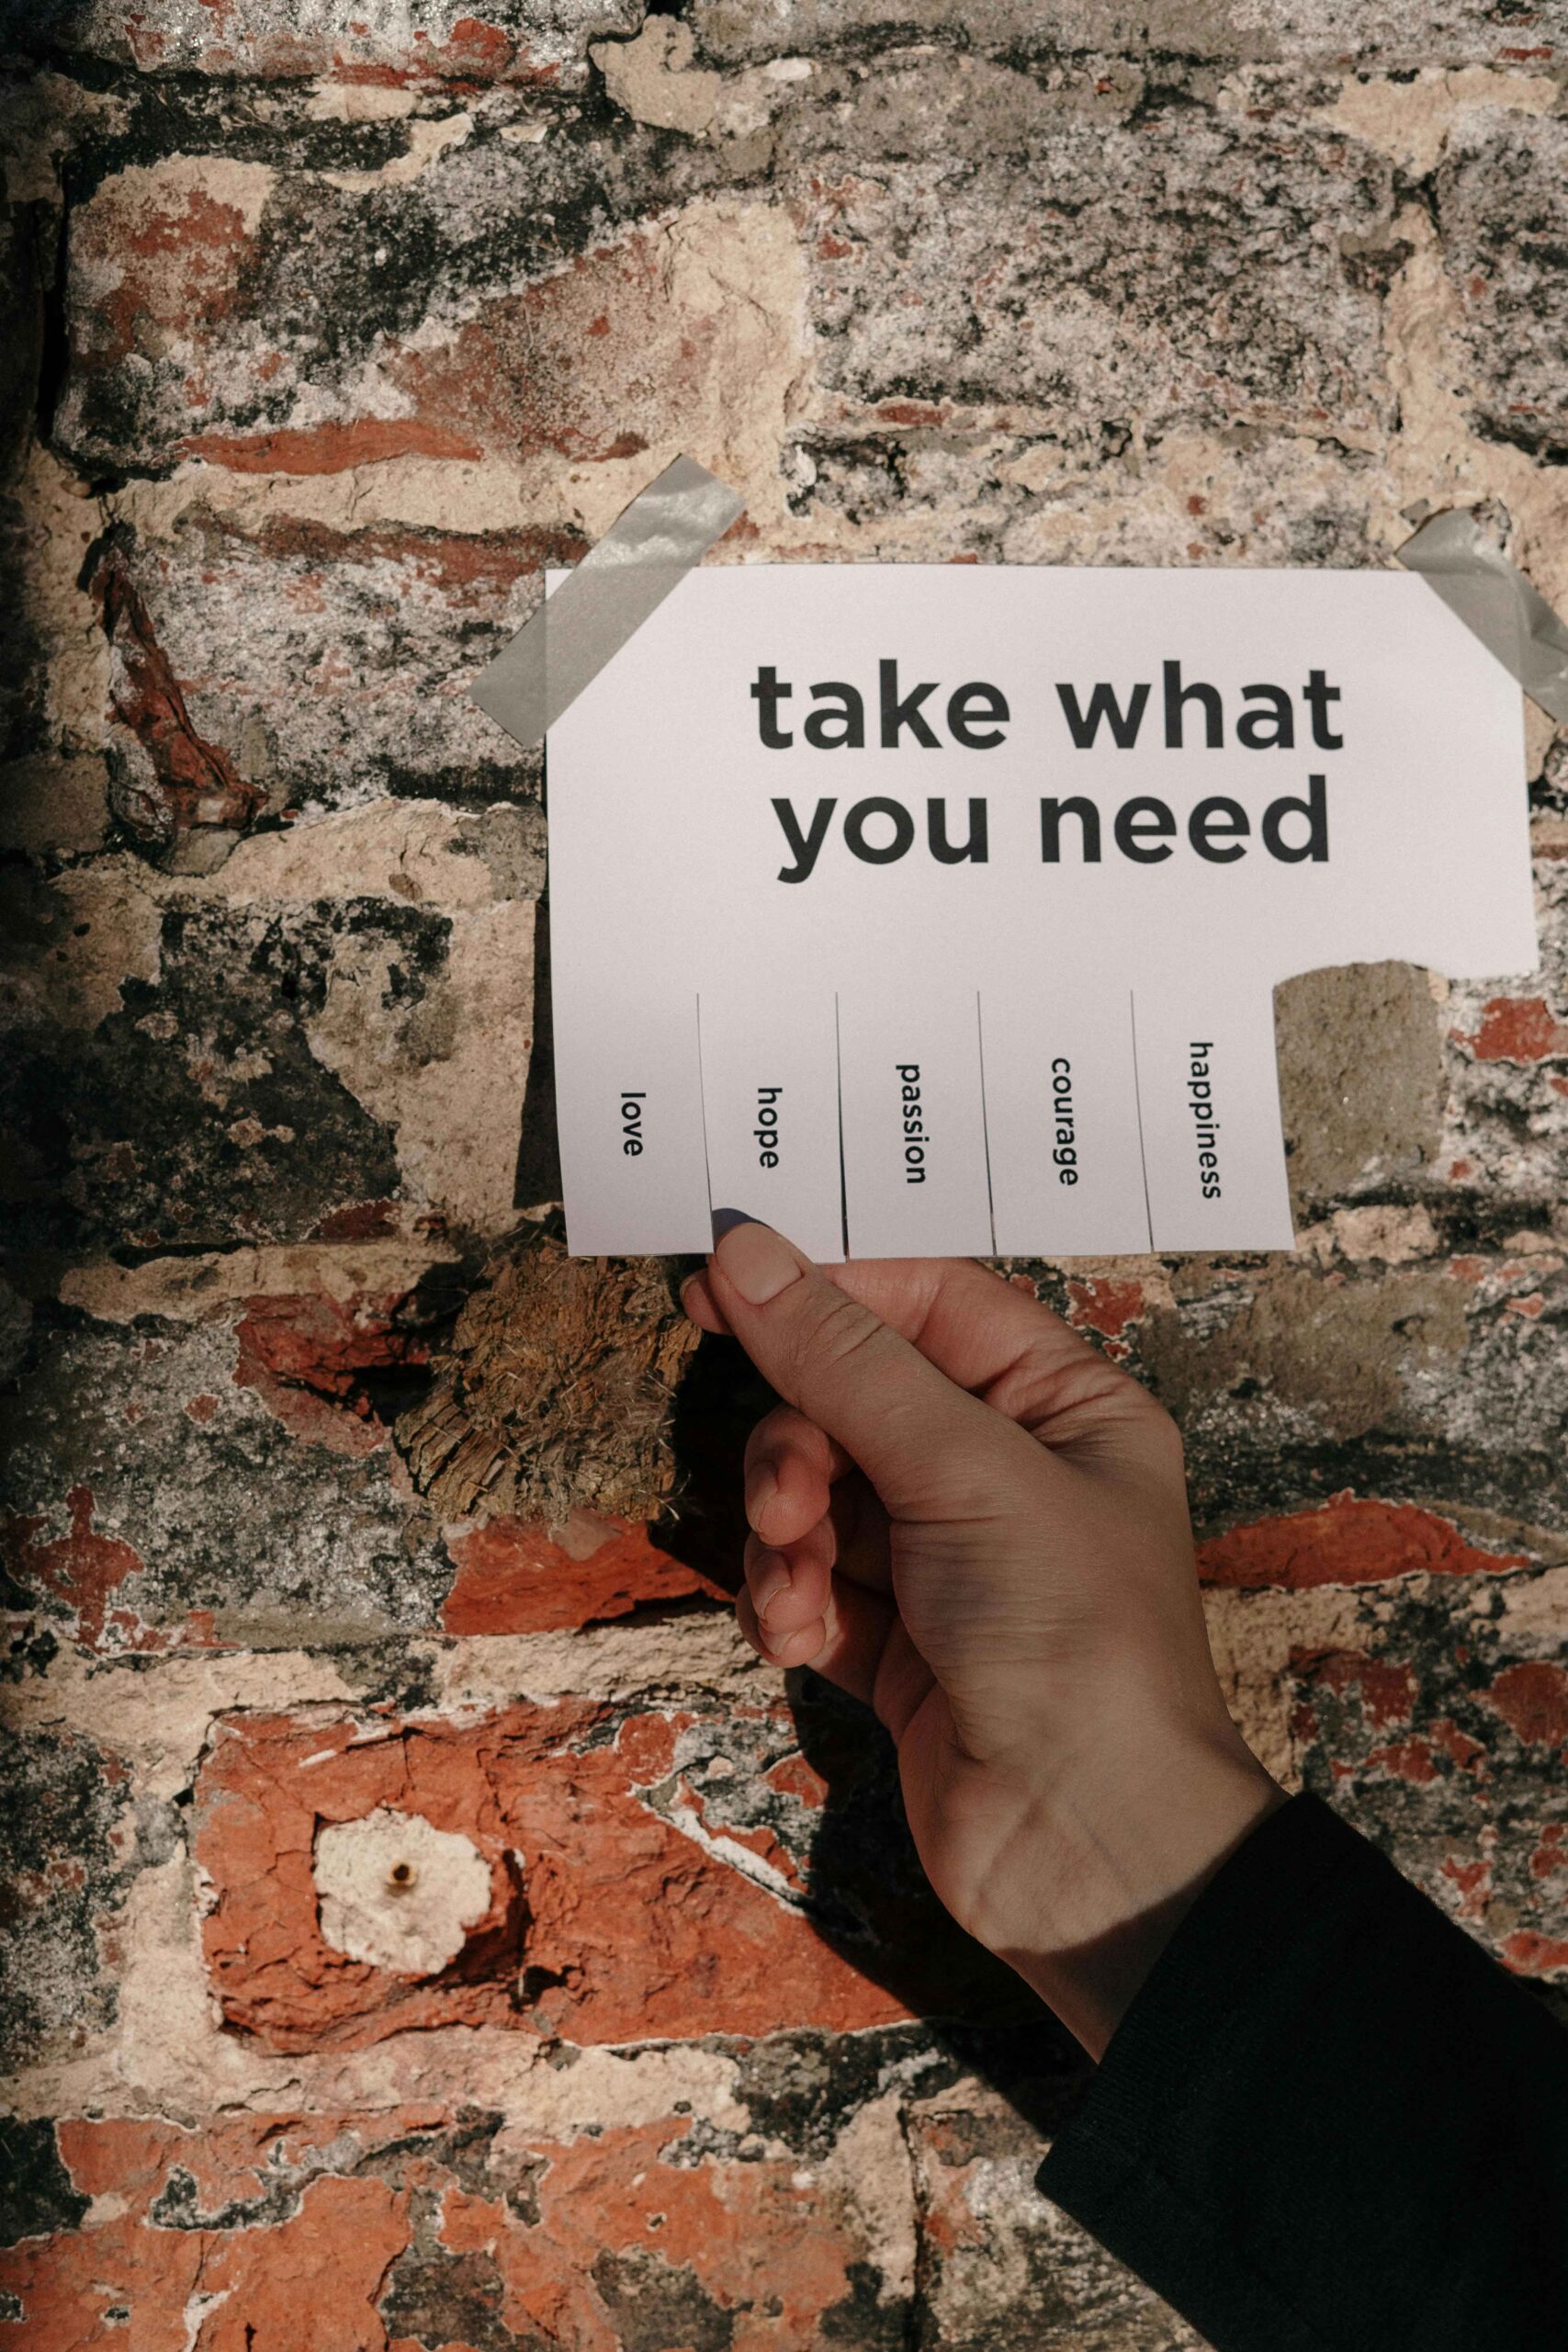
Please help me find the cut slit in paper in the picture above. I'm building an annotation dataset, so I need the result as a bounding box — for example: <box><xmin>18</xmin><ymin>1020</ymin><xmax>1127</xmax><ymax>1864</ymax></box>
<box><xmin>471</xmin><ymin>491</ymin><xmax>1547</xmax><ymax>1261</ymax></box>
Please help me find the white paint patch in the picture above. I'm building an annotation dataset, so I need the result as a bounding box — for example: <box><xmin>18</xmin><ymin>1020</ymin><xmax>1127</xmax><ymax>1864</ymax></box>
<box><xmin>314</xmin><ymin>1807</ymin><xmax>495</xmax><ymax>1975</ymax></box>
<box><xmin>182</xmin><ymin>2290</ymin><xmax>231</xmax><ymax>2351</ymax></box>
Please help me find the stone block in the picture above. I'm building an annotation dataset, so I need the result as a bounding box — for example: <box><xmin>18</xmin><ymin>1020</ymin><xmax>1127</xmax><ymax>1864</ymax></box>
<box><xmin>1439</xmin><ymin>112</ymin><xmax>1568</xmax><ymax>459</ymax></box>
<box><xmin>781</xmin><ymin>62</ymin><xmax>1395</xmax><ymax>446</ymax></box>
<box><xmin>691</xmin><ymin>0</ymin><xmax>1568</xmax><ymax>71</ymax></box>
<box><xmin>1274</xmin><ymin>961</ymin><xmax>1445</xmax><ymax>1210</ymax></box>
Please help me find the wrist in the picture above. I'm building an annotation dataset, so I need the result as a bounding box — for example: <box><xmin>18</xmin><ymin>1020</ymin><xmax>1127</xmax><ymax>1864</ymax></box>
<box><xmin>975</xmin><ymin>1723</ymin><xmax>1283</xmax><ymax>2060</ymax></box>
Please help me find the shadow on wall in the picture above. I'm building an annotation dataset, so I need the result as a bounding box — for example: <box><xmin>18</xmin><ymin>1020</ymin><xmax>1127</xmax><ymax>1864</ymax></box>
<box><xmin>514</xmin><ymin>898</ymin><xmax>562</xmax><ymax>1210</ymax></box>
<box><xmin>660</xmin><ymin>1328</ymin><xmax>1096</xmax><ymax>2137</ymax></box>
<box><xmin>494</xmin><ymin>903</ymin><xmax>1084</xmax><ymax>2113</ymax></box>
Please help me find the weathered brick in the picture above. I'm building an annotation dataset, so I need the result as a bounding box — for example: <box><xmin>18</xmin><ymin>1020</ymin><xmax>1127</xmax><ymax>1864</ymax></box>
<box><xmin>194</xmin><ymin>1694</ymin><xmax>1021</xmax><ymax>2050</ymax></box>
<box><xmin>51</xmin><ymin>130</ymin><xmax>779</xmax><ymax>481</ymax></box>
<box><xmin>1</xmin><ymin>865</ymin><xmax>536</xmax><ymax>1250</ymax></box>
<box><xmin>690</xmin><ymin>0</ymin><xmax>1568</xmax><ymax>72</ymax></box>
<box><xmin>441</xmin><ymin>1513</ymin><xmax>715</xmax><ymax>1633</ymax></box>
<box><xmin>1133</xmin><ymin>1249</ymin><xmax>1568</xmax><ymax>1534</ymax></box>
<box><xmin>795</xmin><ymin>421</ymin><xmax>1389</xmax><ymax>569</ymax></box>
<box><xmin>906</xmin><ymin>2094</ymin><xmax>1203</xmax><ymax>2348</ymax></box>
<box><xmin>0</xmin><ymin>2115</ymin><xmax>411</xmax><ymax>2352</ymax></box>
<box><xmin>21</xmin><ymin>0</ymin><xmax>642</xmax><ymax>87</ymax></box>
<box><xmin>4</xmin><ymin>895</ymin><xmax>406</xmax><ymax>1249</ymax></box>
<box><xmin>1</xmin><ymin>1315</ymin><xmax>457</xmax><ymax>1652</ymax></box>
<box><xmin>0</xmin><ymin>2104</ymin><xmax>907</xmax><ymax>2351</ymax></box>
<box><xmin>0</xmin><ymin>1724</ymin><xmax>137</xmax><ymax>2077</ymax></box>
<box><xmin>1289</xmin><ymin>1564</ymin><xmax>1568</xmax><ymax>1981</ymax></box>
<box><xmin>1198</xmin><ymin>1494</ymin><xmax>1529</xmax><ymax>1589</ymax></box>
<box><xmin>84</xmin><ymin>512</ymin><xmax>576</xmax><ymax>824</ymax></box>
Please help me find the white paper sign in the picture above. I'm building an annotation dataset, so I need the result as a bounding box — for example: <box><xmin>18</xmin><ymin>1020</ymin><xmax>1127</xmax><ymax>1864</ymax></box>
<box><xmin>544</xmin><ymin>566</ymin><xmax>1536</xmax><ymax>1259</ymax></box>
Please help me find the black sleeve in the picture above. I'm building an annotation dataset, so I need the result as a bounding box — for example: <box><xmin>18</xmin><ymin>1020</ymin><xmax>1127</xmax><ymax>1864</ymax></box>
<box><xmin>1036</xmin><ymin>1792</ymin><xmax>1568</xmax><ymax>2352</ymax></box>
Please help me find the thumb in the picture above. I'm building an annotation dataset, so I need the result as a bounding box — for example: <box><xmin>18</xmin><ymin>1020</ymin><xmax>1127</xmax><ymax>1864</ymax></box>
<box><xmin>705</xmin><ymin>1221</ymin><xmax>1010</xmax><ymax>1519</ymax></box>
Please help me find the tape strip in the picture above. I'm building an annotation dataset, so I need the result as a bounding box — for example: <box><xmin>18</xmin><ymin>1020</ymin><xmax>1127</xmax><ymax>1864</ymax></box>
<box><xmin>1397</xmin><ymin>509</ymin><xmax>1568</xmax><ymax>725</ymax></box>
<box><xmin>469</xmin><ymin>455</ymin><xmax>746</xmax><ymax>749</ymax></box>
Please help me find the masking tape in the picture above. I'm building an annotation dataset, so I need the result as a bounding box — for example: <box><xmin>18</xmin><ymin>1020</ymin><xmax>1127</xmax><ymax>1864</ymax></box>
<box><xmin>1397</xmin><ymin>509</ymin><xmax>1568</xmax><ymax>726</ymax></box>
<box><xmin>468</xmin><ymin>455</ymin><xmax>746</xmax><ymax>749</ymax></box>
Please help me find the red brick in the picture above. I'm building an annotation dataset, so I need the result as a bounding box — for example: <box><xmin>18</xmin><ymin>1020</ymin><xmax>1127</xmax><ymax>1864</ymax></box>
<box><xmin>1</xmin><ymin>1486</ymin><xmax>170</xmax><ymax>1655</ymax></box>
<box><xmin>234</xmin><ymin>1291</ymin><xmax>431</xmax><ymax>1461</ymax></box>
<box><xmin>0</xmin><ymin>2123</ymin><xmax>407</xmax><ymax>2352</ymax></box>
<box><xmin>464</xmin><ymin>2118</ymin><xmax>891</xmax><ymax>2346</ymax></box>
<box><xmin>195</xmin><ymin>1704</ymin><xmax>915</xmax><ymax>2051</ymax></box>
<box><xmin>441</xmin><ymin>1513</ymin><xmax>716</xmax><ymax>1634</ymax></box>
<box><xmin>1458</xmin><ymin>995</ymin><xmax>1568</xmax><ymax>1062</ymax></box>
<box><xmin>1483</xmin><ymin>1660</ymin><xmax>1568</xmax><ymax>1749</ymax></box>
<box><xmin>1198</xmin><ymin>1495</ymin><xmax>1527</xmax><ymax>1589</ymax></box>
<box><xmin>0</xmin><ymin>2106</ymin><xmax>890</xmax><ymax>2351</ymax></box>
<box><xmin>179</xmin><ymin>417</ymin><xmax>487</xmax><ymax>473</ymax></box>
<box><xmin>1063</xmin><ymin>1275</ymin><xmax>1148</xmax><ymax>1361</ymax></box>
<box><xmin>1292</xmin><ymin>1648</ymin><xmax>1418</xmax><ymax>1730</ymax></box>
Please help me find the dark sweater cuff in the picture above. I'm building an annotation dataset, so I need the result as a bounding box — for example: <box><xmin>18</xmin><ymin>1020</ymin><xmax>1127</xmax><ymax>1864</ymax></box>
<box><xmin>1036</xmin><ymin>1794</ymin><xmax>1396</xmax><ymax>2352</ymax></box>
<box><xmin>1035</xmin><ymin>1788</ymin><xmax>1568</xmax><ymax>2352</ymax></box>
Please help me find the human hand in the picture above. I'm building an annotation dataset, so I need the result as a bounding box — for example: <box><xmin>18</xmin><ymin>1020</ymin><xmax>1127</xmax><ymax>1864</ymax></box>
<box><xmin>682</xmin><ymin>1224</ymin><xmax>1282</xmax><ymax>2058</ymax></box>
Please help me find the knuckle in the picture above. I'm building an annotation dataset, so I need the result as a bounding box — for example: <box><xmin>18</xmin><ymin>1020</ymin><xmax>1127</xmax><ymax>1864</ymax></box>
<box><xmin>1131</xmin><ymin>1380</ymin><xmax>1185</xmax><ymax>1463</ymax></box>
<box><xmin>790</xmin><ymin>1291</ymin><xmax>890</xmax><ymax>1385</ymax></box>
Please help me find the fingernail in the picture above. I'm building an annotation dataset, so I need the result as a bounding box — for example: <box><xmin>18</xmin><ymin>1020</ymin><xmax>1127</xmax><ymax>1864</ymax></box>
<box><xmin>751</xmin><ymin>1549</ymin><xmax>790</xmax><ymax>1620</ymax></box>
<box><xmin>772</xmin><ymin>1623</ymin><xmax>824</xmax><ymax>1666</ymax></box>
<box><xmin>745</xmin><ymin>1463</ymin><xmax>778</xmax><ymax>1532</ymax></box>
<box><xmin>679</xmin><ymin>1271</ymin><xmax>710</xmax><ymax>1318</ymax></box>
<box><xmin>716</xmin><ymin>1220</ymin><xmax>803</xmax><ymax>1307</ymax></box>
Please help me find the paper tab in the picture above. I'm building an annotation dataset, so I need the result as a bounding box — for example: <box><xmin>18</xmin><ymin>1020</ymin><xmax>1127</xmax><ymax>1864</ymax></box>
<box><xmin>983</xmin><ymin>989</ymin><xmax>1152</xmax><ymax>1256</ymax></box>
<box><xmin>1134</xmin><ymin>989</ymin><xmax>1294</xmax><ymax>1251</ymax></box>
<box><xmin>838</xmin><ymin>992</ymin><xmax>994</xmax><ymax>1257</ymax></box>
<box><xmin>698</xmin><ymin>990</ymin><xmax>845</xmax><ymax>1261</ymax></box>
<box><xmin>556</xmin><ymin>992</ymin><xmax>712</xmax><ymax>1255</ymax></box>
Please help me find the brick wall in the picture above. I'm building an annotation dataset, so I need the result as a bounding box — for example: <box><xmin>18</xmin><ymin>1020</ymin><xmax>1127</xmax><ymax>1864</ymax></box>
<box><xmin>3</xmin><ymin>4</ymin><xmax>1567</xmax><ymax>2345</ymax></box>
